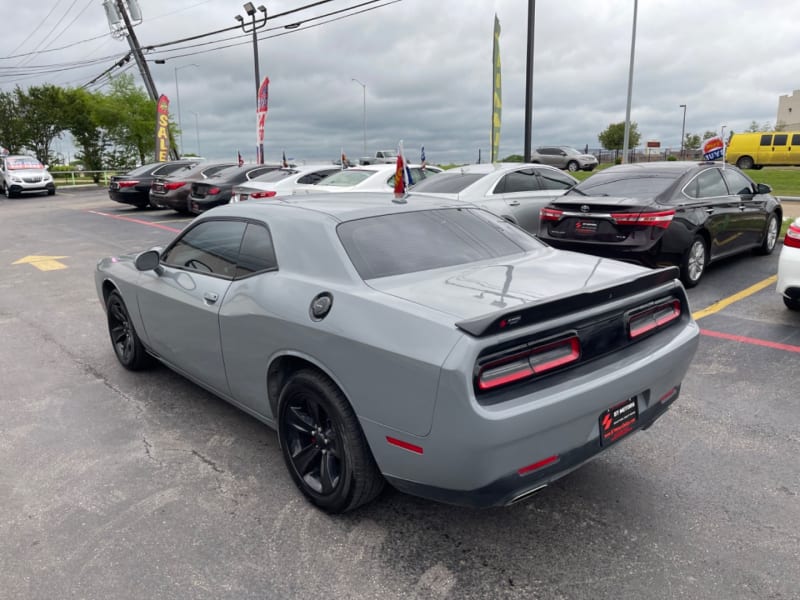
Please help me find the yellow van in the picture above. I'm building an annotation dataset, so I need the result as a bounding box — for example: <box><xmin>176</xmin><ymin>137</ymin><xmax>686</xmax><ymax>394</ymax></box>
<box><xmin>726</xmin><ymin>131</ymin><xmax>800</xmax><ymax>169</ymax></box>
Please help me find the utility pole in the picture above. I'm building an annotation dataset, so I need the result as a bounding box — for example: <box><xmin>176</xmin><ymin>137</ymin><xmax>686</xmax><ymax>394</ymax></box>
<box><xmin>523</xmin><ymin>0</ymin><xmax>535</xmax><ymax>163</ymax></box>
<box><xmin>114</xmin><ymin>0</ymin><xmax>180</xmax><ymax>160</ymax></box>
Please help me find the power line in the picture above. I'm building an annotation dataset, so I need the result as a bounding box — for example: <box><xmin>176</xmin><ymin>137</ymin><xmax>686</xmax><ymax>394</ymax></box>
<box><xmin>16</xmin><ymin>0</ymin><xmax>83</xmax><ymax>69</ymax></box>
<box><xmin>5</xmin><ymin>0</ymin><xmax>67</xmax><ymax>58</ymax></box>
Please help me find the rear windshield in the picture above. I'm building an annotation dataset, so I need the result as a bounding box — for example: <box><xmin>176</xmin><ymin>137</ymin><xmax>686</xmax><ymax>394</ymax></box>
<box><xmin>409</xmin><ymin>172</ymin><xmax>484</xmax><ymax>194</ymax></box>
<box><xmin>337</xmin><ymin>208</ymin><xmax>541</xmax><ymax>280</ymax></box>
<box><xmin>252</xmin><ymin>169</ymin><xmax>296</xmax><ymax>183</ymax></box>
<box><xmin>570</xmin><ymin>172</ymin><xmax>676</xmax><ymax>198</ymax></box>
<box><xmin>317</xmin><ymin>170</ymin><xmax>373</xmax><ymax>187</ymax></box>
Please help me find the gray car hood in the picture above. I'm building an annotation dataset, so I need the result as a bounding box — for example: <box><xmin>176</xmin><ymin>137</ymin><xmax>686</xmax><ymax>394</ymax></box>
<box><xmin>366</xmin><ymin>246</ymin><xmax>648</xmax><ymax>320</ymax></box>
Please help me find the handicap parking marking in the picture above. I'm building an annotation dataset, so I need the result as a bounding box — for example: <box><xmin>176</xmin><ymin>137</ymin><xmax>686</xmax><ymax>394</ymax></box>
<box><xmin>692</xmin><ymin>275</ymin><xmax>777</xmax><ymax>320</ymax></box>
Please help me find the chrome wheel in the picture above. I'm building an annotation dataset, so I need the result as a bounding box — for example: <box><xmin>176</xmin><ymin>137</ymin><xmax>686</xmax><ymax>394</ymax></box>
<box><xmin>681</xmin><ymin>236</ymin><xmax>707</xmax><ymax>288</ymax></box>
<box><xmin>757</xmin><ymin>214</ymin><xmax>779</xmax><ymax>255</ymax></box>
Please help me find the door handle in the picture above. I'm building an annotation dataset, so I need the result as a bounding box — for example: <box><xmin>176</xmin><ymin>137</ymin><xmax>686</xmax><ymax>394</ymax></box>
<box><xmin>704</xmin><ymin>208</ymin><xmax>714</xmax><ymax>214</ymax></box>
<box><xmin>508</xmin><ymin>200</ymin><xmax>520</xmax><ymax>206</ymax></box>
<box><xmin>203</xmin><ymin>291</ymin><xmax>219</xmax><ymax>304</ymax></box>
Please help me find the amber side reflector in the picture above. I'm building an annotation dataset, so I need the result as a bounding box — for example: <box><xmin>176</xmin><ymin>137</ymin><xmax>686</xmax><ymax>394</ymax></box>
<box><xmin>518</xmin><ymin>454</ymin><xmax>559</xmax><ymax>476</ymax></box>
<box><xmin>386</xmin><ymin>436</ymin><xmax>423</xmax><ymax>455</ymax></box>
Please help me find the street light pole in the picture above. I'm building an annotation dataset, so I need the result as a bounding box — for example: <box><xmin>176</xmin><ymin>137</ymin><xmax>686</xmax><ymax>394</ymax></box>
<box><xmin>235</xmin><ymin>3</ymin><xmax>267</xmax><ymax>99</ymax></box>
<box><xmin>190</xmin><ymin>111</ymin><xmax>201</xmax><ymax>156</ymax></box>
<box><xmin>621</xmin><ymin>0</ymin><xmax>638</xmax><ymax>164</ymax></box>
<box><xmin>174</xmin><ymin>64</ymin><xmax>198</xmax><ymax>156</ymax></box>
<box><xmin>679</xmin><ymin>104</ymin><xmax>687</xmax><ymax>159</ymax></box>
<box><xmin>352</xmin><ymin>78</ymin><xmax>366</xmax><ymax>156</ymax></box>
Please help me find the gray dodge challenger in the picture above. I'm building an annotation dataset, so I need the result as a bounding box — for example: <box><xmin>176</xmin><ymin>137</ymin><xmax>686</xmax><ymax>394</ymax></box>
<box><xmin>96</xmin><ymin>193</ymin><xmax>700</xmax><ymax>512</ymax></box>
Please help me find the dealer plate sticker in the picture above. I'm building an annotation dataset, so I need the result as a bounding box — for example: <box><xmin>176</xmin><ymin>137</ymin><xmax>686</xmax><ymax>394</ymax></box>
<box><xmin>599</xmin><ymin>397</ymin><xmax>638</xmax><ymax>445</ymax></box>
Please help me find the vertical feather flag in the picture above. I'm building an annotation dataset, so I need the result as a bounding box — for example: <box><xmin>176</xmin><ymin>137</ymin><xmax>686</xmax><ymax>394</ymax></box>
<box><xmin>491</xmin><ymin>14</ymin><xmax>502</xmax><ymax>163</ymax></box>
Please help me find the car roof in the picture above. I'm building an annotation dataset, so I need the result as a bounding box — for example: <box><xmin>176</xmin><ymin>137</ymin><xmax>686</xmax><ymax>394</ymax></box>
<box><xmin>596</xmin><ymin>161</ymin><xmax>722</xmax><ymax>176</ymax></box>
<box><xmin>205</xmin><ymin>191</ymin><xmax>469</xmax><ymax>223</ymax></box>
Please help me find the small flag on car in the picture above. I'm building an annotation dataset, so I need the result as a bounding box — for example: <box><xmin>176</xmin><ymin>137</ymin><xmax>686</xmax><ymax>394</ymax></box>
<box><xmin>420</xmin><ymin>145</ymin><xmax>426</xmax><ymax>169</ymax></box>
<box><xmin>282</xmin><ymin>149</ymin><xmax>288</xmax><ymax>168</ymax></box>
<box><xmin>341</xmin><ymin>148</ymin><xmax>348</xmax><ymax>169</ymax></box>
<box><xmin>394</xmin><ymin>140</ymin><xmax>413</xmax><ymax>198</ymax></box>
<box><xmin>237</xmin><ymin>149</ymin><xmax>244</xmax><ymax>167</ymax></box>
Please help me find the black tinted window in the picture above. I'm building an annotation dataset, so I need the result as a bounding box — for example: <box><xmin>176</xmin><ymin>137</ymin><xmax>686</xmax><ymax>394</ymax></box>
<box><xmin>760</xmin><ymin>134</ymin><xmax>772</xmax><ymax>146</ymax></box>
<box><xmin>298</xmin><ymin>169</ymin><xmax>338</xmax><ymax>184</ymax></box>
<box><xmin>538</xmin><ymin>169</ymin><xmax>575</xmax><ymax>190</ymax></box>
<box><xmin>235</xmin><ymin>223</ymin><xmax>277</xmax><ymax>278</ymax></box>
<box><xmin>573</xmin><ymin>172</ymin><xmax>675</xmax><ymax>198</ymax></box>
<box><xmin>154</xmin><ymin>162</ymin><xmax>195</xmax><ymax>176</ymax></box>
<box><xmin>409</xmin><ymin>172</ymin><xmax>484</xmax><ymax>194</ymax></box>
<box><xmin>684</xmin><ymin>168</ymin><xmax>728</xmax><ymax>199</ymax></box>
<box><xmin>721</xmin><ymin>169</ymin><xmax>754</xmax><ymax>196</ymax></box>
<box><xmin>773</xmin><ymin>134</ymin><xmax>788</xmax><ymax>146</ymax></box>
<box><xmin>792</xmin><ymin>134</ymin><xmax>800</xmax><ymax>146</ymax></box>
<box><xmin>162</xmin><ymin>220</ymin><xmax>246</xmax><ymax>278</ymax></box>
<box><xmin>498</xmin><ymin>170</ymin><xmax>540</xmax><ymax>193</ymax></box>
<box><xmin>338</xmin><ymin>208</ymin><xmax>541</xmax><ymax>280</ymax></box>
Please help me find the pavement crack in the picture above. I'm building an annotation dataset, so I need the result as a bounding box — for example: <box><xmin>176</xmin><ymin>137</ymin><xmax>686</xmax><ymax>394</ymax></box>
<box><xmin>191</xmin><ymin>449</ymin><xmax>224</xmax><ymax>473</ymax></box>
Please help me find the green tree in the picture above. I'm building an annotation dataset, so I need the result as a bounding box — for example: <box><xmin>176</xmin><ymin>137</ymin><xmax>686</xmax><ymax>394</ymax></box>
<box><xmin>103</xmin><ymin>74</ymin><xmax>156</xmax><ymax>165</ymax></box>
<box><xmin>16</xmin><ymin>84</ymin><xmax>69</xmax><ymax>163</ymax></box>
<box><xmin>597</xmin><ymin>121</ymin><xmax>641</xmax><ymax>150</ymax></box>
<box><xmin>702</xmin><ymin>130</ymin><xmax>718</xmax><ymax>140</ymax></box>
<box><xmin>0</xmin><ymin>91</ymin><xmax>25</xmax><ymax>153</ymax></box>
<box><xmin>501</xmin><ymin>154</ymin><xmax>524</xmax><ymax>162</ymax></box>
<box><xmin>63</xmin><ymin>88</ymin><xmax>109</xmax><ymax>182</ymax></box>
<box><xmin>684</xmin><ymin>133</ymin><xmax>701</xmax><ymax>151</ymax></box>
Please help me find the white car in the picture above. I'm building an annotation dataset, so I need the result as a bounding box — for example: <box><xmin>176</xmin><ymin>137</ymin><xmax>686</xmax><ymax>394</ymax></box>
<box><xmin>230</xmin><ymin>164</ymin><xmax>342</xmax><ymax>203</ymax></box>
<box><xmin>408</xmin><ymin>163</ymin><xmax>577</xmax><ymax>234</ymax></box>
<box><xmin>294</xmin><ymin>163</ymin><xmax>442</xmax><ymax>194</ymax></box>
<box><xmin>1</xmin><ymin>155</ymin><xmax>55</xmax><ymax>197</ymax></box>
<box><xmin>777</xmin><ymin>217</ymin><xmax>800</xmax><ymax>310</ymax></box>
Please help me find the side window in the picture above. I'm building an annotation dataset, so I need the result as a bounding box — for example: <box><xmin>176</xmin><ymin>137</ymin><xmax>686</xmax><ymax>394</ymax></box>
<box><xmin>162</xmin><ymin>220</ymin><xmax>246</xmax><ymax>278</ymax></box>
<box><xmin>760</xmin><ymin>134</ymin><xmax>773</xmax><ymax>146</ymax></box>
<box><xmin>498</xmin><ymin>170</ymin><xmax>540</xmax><ymax>193</ymax></box>
<box><xmin>537</xmin><ymin>170</ymin><xmax>575</xmax><ymax>190</ymax></box>
<box><xmin>537</xmin><ymin>148</ymin><xmax>556</xmax><ymax>156</ymax></box>
<box><xmin>792</xmin><ymin>134</ymin><xmax>800</xmax><ymax>146</ymax></box>
<box><xmin>773</xmin><ymin>134</ymin><xmax>788</xmax><ymax>146</ymax></box>
<box><xmin>684</xmin><ymin>169</ymin><xmax>728</xmax><ymax>199</ymax></box>
<box><xmin>298</xmin><ymin>170</ymin><xmax>337</xmax><ymax>184</ymax></box>
<box><xmin>721</xmin><ymin>169</ymin><xmax>754</xmax><ymax>196</ymax></box>
<box><xmin>235</xmin><ymin>223</ymin><xmax>277</xmax><ymax>278</ymax></box>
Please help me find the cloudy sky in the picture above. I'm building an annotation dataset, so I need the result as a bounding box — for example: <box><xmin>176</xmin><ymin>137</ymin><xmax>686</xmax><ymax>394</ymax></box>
<box><xmin>2</xmin><ymin>0</ymin><xmax>799</xmax><ymax>165</ymax></box>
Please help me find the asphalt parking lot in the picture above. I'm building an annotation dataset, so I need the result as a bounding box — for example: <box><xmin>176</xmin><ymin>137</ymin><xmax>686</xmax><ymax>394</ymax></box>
<box><xmin>1</xmin><ymin>187</ymin><xmax>798</xmax><ymax>600</ymax></box>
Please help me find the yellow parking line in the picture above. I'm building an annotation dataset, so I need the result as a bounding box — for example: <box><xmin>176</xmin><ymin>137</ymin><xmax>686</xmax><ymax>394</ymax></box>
<box><xmin>692</xmin><ymin>275</ymin><xmax>777</xmax><ymax>320</ymax></box>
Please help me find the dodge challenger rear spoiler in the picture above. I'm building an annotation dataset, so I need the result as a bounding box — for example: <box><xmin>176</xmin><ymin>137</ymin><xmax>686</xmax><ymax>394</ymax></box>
<box><xmin>455</xmin><ymin>266</ymin><xmax>682</xmax><ymax>337</ymax></box>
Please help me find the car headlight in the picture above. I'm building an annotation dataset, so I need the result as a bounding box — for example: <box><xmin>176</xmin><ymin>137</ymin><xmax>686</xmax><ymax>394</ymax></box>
<box><xmin>9</xmin><ymin>176</ymin><xmax>21</xmax><ymax>182</ymax></box>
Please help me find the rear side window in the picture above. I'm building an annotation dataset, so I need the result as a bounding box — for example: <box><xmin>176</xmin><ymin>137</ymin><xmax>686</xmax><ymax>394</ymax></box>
<box><xmin>162</xmin><ymin>220</ymin><xmax>246</xmax><ymax>279</ymax></box>
<box><xmin>773</xmin><ymin>134</ymin><xmax>788</xmax><ymax>146</ymax></box>
<box><xmin>792</xmin><ymin>134</ymin><xmax>800</xmax><ymax>146</ymax></box>
<box><xmin>337</xmin><ymin>208</ymin><xmax>540</xmax><ymax>280</ymax></box>
<box><xmin>235</xmin><ymin>223</ymin><xmax>277</xmax><ymax>278</ymax></box>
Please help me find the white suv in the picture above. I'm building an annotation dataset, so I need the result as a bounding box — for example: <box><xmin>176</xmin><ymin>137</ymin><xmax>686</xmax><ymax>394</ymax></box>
<box><xmin>0</xmin><ymin>155</ymin><xmax>55</xmax><ymax>198</ymax></box>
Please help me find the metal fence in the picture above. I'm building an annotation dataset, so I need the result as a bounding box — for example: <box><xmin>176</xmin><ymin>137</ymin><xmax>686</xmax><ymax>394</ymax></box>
<box><xmin>50</xmin><ymin>170</ymin><xmax>124</xmax><ymax>185</ymax></box>
<box><xmin>588</xmin><ymin>148</ymin><xmax>704</xmax><ymax>164</ymax></box>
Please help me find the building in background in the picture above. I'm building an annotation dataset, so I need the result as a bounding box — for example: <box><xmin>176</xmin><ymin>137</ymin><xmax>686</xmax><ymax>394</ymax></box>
<box><xmin>777</xmin><ymin>90</ymin><xmax>800</xmax><ymax>130</ymax></box>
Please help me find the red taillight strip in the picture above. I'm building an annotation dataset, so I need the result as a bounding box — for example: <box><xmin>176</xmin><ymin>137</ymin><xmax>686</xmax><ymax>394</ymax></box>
<box><xmin>518</xmin><ymin>454</ymin><xmax>559</xmax><ymax>476</ymax></box>
<box><xmin>250</xmin><ymin>190</ymin><xmax>277</xmax><ymax>198</ymax></box>
<box><xmin>386</xmin><ymin>436</ymin><xmax>424</xmax><ymax>455</ymax></box>
<box><xmin>540</xmin><ymin>207</ymin><xmax>564</xmax><ymax>221</ymax></box>
<box><xmin>784</xmin><ymin>223</ymin><xmax>800</xmax><ymax>249</ymax></box>
<box><xmin>164</xmin><ymin>181</ymin><xmax>185</xmax><ymax>190</ymax></box>
<box><xmin>477</xmin><ymin>335</ymin><xmax>581</xmax><ymax>391</ymax></box>
<box><xmin>611</xmin><ymin>209</ymin><xmax>675</xmax><ymax>229</ymax></box>
<box><xmin>628</xmin><ymin>299</ymin><xmax>681</xmax><ymax>339</ymax></box>
<box><xmin>117</xmin><ymin>180</ymin><xmax>139</xmax><ymax>188</ymax></box>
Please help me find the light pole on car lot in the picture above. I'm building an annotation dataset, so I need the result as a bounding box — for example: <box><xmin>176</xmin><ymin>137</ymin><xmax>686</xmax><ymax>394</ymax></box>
<box><xmin>190</xmin><ymin>111</ymin><xmax>201</xmax><ymax>157</ymax></box>
<box><xmin>352</xmin><ymin>78</ymin><xmax>367</xmax><ymax>156</ymax></box>
<box><xmin>235</xmin><ymin>3</ymin><xmax>267</xmax><ymax>99</ymax></box>
<box><xmin>621</xmin><ymin>0</ymin><xmax>638</xmax><ymax>164</ymax></box>
<box><xmin>680</xmin><ymin>104</ymin><xmax>687</xmax><ymax>159</ymax></box>
<box><xmin>174</xmin><ymin>64</ymin><xmax>198</xmax><ymax>156</ymax></box>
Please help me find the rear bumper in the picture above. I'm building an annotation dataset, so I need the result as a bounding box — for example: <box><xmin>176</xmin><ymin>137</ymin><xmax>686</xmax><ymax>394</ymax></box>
<box><xmin>777</xmin><ymin>244</ymin><xmax>800</xmax><ymax>298</ymax></box>
<box><xmin>189</xmin><ymin>196</ymin><xmax>229</xmax><ymax>214</ymax></box>
<box><xmin>363</xmin><ymin>317</ymin><xmax>700</xmax><ymax>508</ymax></box>
<box><xmin>109</xmin><ymin>189</ymin><xmax>149</xmax><ymax>206</ymax></box>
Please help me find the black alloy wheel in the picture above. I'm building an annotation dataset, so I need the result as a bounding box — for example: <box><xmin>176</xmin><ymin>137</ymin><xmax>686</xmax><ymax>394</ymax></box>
<box><xmin>106</xmin><ymin>290</ymin><xmax>153</xmax><ymax>370</ymax></box>
<box><xmin>681</xmin><ymin>235</ymin><xmax>708</xmax><ymax>288</ymax></box>
<box><xmin>277</xmin><ymin>370</ymin><xmax>384</xmax><ymax>513</ymax></box>
<box><xmin>784</xmin><ymin>296</ymin><xmax>800</xmax><ymax>311</ymax></box>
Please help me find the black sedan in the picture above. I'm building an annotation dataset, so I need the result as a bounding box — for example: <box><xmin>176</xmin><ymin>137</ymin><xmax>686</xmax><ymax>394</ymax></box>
<box><xmin>149</xmin><ymin>161</ymin><xmax>237</xmax><ymax>213</ymax></box>
<box><xmin>188</xmin><ymin>164</ymin><xmax>282</xmax><ymax>214</ymax></box>
<box><xmin>538</xmin><ymin>161</ymin><xmax>783</xmax><ymax>286</ymax></box>
<box><xmin>109</xmin><ymin>160</ymin><xmax>199</xmax><ymax>209</ymax></box>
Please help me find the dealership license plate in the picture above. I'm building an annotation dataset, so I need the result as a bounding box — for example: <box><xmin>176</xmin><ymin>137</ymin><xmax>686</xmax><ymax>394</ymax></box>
<box><xmin>599</xmin><ymin>397</ymin><xmax>638</xmax><ymax>445</ymax></box>
<box><xmin>574</xmin><ymin>220</ymin><xmax>599</xmax><ymax>235</ymax></box>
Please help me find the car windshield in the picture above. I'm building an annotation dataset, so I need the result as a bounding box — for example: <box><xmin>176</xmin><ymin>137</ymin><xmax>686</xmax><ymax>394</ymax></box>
<box><xmin>409</xmin><ymin>172</ymin><xmax>484</xmax><ymax>194</ymax></box>
<box><xmin>7</xmin><ymin>157</ymin><xmax>44</xmax><ymax>170</ymax></box>
<box><xmin>570</xmin><ymin>172</ymin><xmax>676</xmax><ymax>198</ymax></box>
<box><xmin>317</xmin><ymin>170</ymin><xmax>374</xmax><ymax>187</ymax></box>
<box><xmin>337</xmin><ymin>208</ymin><xmax>542</xmax><ymax>280</ymax></box>
<box><xmin>562</xmin><ymin>148</ymin><xmax>581</xmax><ymax>156</ymax></box>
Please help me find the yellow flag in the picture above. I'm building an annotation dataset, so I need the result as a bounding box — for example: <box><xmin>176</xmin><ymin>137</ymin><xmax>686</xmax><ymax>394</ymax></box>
<box><xmin>491</xmin><ymin>14</ymin><xmax>502</xmax><ymax>163</ymax></box>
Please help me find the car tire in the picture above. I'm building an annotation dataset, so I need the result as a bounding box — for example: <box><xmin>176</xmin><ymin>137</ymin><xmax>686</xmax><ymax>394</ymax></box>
<box><xmin>783</xmin><ymin>296</ymin><xmax>800</xmax><ymax>311</ymax></box>
<box><xmin>47</xmin><ymin>188</ymin><xmax>55</xmax><ymax>196</ymax></box>
<box><xmin>736</xmin><ymin>156</ymin><xmax>755</xmax><ymax>170</ymax></box>
<box><xmin>681</xmin><ymin>235</ymin><xmax>708</xmax><ymax>288</ymax></box>
<box><xmin>566</xmin><ymin>160</ymin><xmax>579</xmax><ymax>172</ymax></box>
<box><xmin>754</xmin><ymin>213</ymin><xmax>779</xmax><ymax>255</ymax></box>
<box><xmin>106</xmin><ymin>290</ymin><xmax>154</xmax><ymax>370</ymax></box>
<box><xmin>277</xmin><ymin>369</ymin><xmax>384</xmax><ymax>513</ymax></box>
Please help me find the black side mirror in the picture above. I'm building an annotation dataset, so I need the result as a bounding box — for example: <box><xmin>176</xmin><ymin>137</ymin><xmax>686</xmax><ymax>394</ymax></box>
<box><xmin>755</xmin><ymin>182</ymin><xmax>772</xmax><ymax>195</ymax></box>
<box><xmin>135</xmin><ymin>249</ymin><xmax>161</xmax><ymax>271</ymax></box>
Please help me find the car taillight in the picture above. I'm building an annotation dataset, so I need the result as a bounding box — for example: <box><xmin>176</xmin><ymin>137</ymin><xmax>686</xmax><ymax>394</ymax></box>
<box><xmin>249</xmin><ymin>190</ymin><xmax>277</xmax><ymax>199</ymax></box>
<box><xmin>611</xmin><ymin>209</ymin><xmax>675</xmax><ymax>229</ymax></box>
<box><xmin>784</xmin><ymin>223</ymin><xmax>800</xmax><ymax>249</ymax></box>
<box><xmin>208</xmin><ymin>187</ymin><xmax>221</xmax><ymax>194</ymax></box>
<box><xmin>540</xmin><ymin>207</ymin><xmax>564</xmax><ymax>221</ymax></box>
<box><xmin>118</xmin><ymin>180</ymin><xmax>139</xmax><ymax>188</ymax></box>
<box><xmin>627</xmin><ymin>298</ymin><xmax>681</xmax><ymax>339</ymax></box>
<box><xmin>477</xmin><ymin>335</ymin><xmax>580</xmax><ymax>391</ymax></box>
<box><xmin>165</xmin><ymin>181</ymin><xmax>185</xmax><ymax>191</ymax></box>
